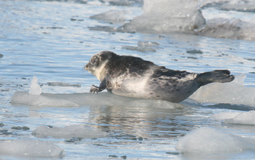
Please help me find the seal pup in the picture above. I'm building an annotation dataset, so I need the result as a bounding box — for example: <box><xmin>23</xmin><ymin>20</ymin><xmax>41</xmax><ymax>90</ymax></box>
<box><xmin>85</xmin><ymin>51</ymin><xmax>234</xmax><ymax>103</ymax></box>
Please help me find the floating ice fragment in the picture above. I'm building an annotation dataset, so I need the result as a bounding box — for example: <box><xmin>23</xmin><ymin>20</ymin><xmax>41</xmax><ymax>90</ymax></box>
<box><xmin>176</xmin><ymin>127</ymin><xmax>255</xmax><ymax>153</ymax></box>
<box><xmin>210</xmin><ymin>112</ymin><xmax>241</xmax><ymax>120</ymax></box>
<box><xmin>186</xmin><ymin>49</ymin><xmax>203</xmax><ymax>54</ymax></box>
<box><xmin>11</xmin><ymin>91</ymin><xmax>183</xmax><ymax>109</ymax></box>
<box><xmin>0</xmin><ymin>139</ymin><xmax>65</xmax><ymax>157</ymax></box>
<box><xmin>29</xmin><ymin>76</ymin><xmax>42</xmax><ymax>95</ymax></box>
<box><xmin>195</xmin><ymin>18</ymin><xmax>255</xmax><ymax>40</ymax></box>
<box><xmin>121</xmin><ymin>45</ymin><xmax>156</xmax><ymax>53</ymax></box>
<box><xmin>221</xmin><ymin>2</ymin><xmax>255</xmax><ymax>12</ymax></box>
<box><xmin>225</xmin><ymin>111</ymin><xmax>255</xmax><ymax>125</ymax></box>
<box><xmin>88</xmin><ymin>26</ymin><xmax>118</xmax><ymax>32</ymax></box>
<box><xmin>190</xmin><ymin>74</ymin><xmax>255</xmax><ymax>106</ymax></box>
<box><xmin>138</xmin><ymin>41</ymin><xmax>159</xmax><ymax>47</ymax></box>
<box><xmin>47</xmin><ymin>82</ymin><xmax>81</xmax><ymax>87</ymax></box>
<box><xmin>33</xmin><ymin>125</ymin><xmax>107</xmax><ymax>139</ymax></box>
<box><xmin>119</xmin><ymin>0</ymin><xmax>205</xmax><ymax>33</ymax></box>
<box><xmin>122</xmin><ymin>41</ymin><xmax>158</xmax><ymax>53</ymax></box>
<box><xmin>90</xmin><ymin>10</ymin><xmax>130</xmax><ymax>23</ymax></box>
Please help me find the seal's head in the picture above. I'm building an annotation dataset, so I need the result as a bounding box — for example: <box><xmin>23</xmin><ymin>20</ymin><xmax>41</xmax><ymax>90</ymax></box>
<box><xmin>85</xmin><ymin>51</ymin><xmax>116</xmax><ymax>81</ymax></box>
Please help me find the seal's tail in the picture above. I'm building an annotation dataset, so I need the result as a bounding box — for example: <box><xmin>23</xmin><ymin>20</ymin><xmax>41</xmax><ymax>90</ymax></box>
<box><xmin>196</xmin><ymin>70</ymin><xmax>235</xmax><ymax>86</ymax></box>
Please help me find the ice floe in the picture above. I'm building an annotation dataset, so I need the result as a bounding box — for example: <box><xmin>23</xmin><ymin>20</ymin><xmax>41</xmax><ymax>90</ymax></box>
<box><xmin>210</xmin><ymin>112</ymin><xmax>241</xmax><ymax>120</ymax></box>
<box><xmin>190</xmin><ymin>74</ymin><xmax>255</xmax><ymax>106</ymax></box>
<box><xmin>11</xmin><ymin>91</ymin><xmax>183</xmax><ymax>108</ymax></box>
<box><xmin>0</xmin><ymin>139</ymin><xmax>65</xmax><ymax>157</ymax></box>
<box><xmin>29</xmin><ymin>76</ymin><xmax>42</xmax><ymax>95</ymax></box>
<box><xmin>118</xmin><ymin>0</ymin><xmax>205</xmax><ymax>34</ymax></box>
<box><xmin>90</xmin><ymin>10</ymin><xmax>130</xmax><ymax>23</ymax></box>
<box><xmin>87</xmin><ymin>0</ymin><xmax>255</xmax><ymax>40</ymax></box>
<box><xmin>121</xmin><ymin>41</ymin><xmax>159</xmax><ymax>53</ymax></box>
<box><xmin>195</xmin><ymin>18</ymin><xmax>255</xmax><ymax>40</ymax></box>
<box><xmin>220</xmin><ymin>2</ymin><xmax>255</xmax><ymax>12</ymax></box>
<box><xmin>176</xmin><ymin>127</ymin><xmax>255</xmax><ymax>153</ymax></box>
<box><xmin>211</xmin><ymin>111</ymin><xmax>255</xmax><ymax>125</ymax></box>
<box><xmin>47</xmin><ymin>82</ymin><xmax>81</xmax><ymax>87</ymax></box>
<box><xmin>33</xmin><ymin>125</ymin><xmax>107</xmax><ymax>139</ymax></box>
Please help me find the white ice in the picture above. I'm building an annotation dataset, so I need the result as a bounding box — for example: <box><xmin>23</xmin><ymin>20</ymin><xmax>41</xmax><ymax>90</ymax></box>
<box><xmin>29</xmin><ymin>76</ymin><xmax>42</xmax><ymax>95</ymax></box>
<box><xmin>211</xmin><ymin>111</ymin><xmax>255</xmax><ymax>125</ymax></box>
<box><xmin>90</xmin><ymin>10</ymin><xmax>130</xmax><ymax>23</ymax></box>
<box><xmin>114</xmin><ymin>0</ymin><xmax>255</xmax><ymax>40</ymax></box>
<box><xmin>190</xmin><ymin>74</ymin><xmax>255</xmax><ymax>106</ymax></box>
<box><xmin>119</xmin><ymin>0</ymin><xmax>205</xmax><ymax>33</ymax></box>
<box><xmin>210</xmin><ymin>112</ymin><xmax>241</xmax><ymax>120</ymax></box>
<box><xmin>121</xmin><ymin>41</ymin><xmax>158</xmax><ymax>53</ymax></box>
<box><xmin>33</xmin><ymin>125</ymin><xmax>107</xmax><ymax>139</ymax></box>
<box><xmin>11</xmin><ymin>91</ymin><xmax>184</xmax><ymax>109</ymax></box>
<box><xmin>176</xmin><ymin>127</ymin><xmax>255</xmax><ymax>153</ymax></box>
<box><xmin>0</xmin><ymin>139</ymin><xmax>65</xmax><ymax>157</ymax></box>
<box><xmin>47</xmin><ymin>82</ymin><xmax>81</xmax><ymax>87</ymax></box>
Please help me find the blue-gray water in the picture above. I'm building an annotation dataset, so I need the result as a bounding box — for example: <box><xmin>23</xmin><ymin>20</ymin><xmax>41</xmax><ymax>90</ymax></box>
<box><xmin>1</xmin><ymin>0</ymin><xmax>255</xmax><ymax>159</ymax></box>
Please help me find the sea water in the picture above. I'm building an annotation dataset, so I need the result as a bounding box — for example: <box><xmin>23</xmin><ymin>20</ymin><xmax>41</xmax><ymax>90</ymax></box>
<box><xmin>1</xmin><ymin>0</ymin><xmax>255</xmax><ymax>159</ymax></box>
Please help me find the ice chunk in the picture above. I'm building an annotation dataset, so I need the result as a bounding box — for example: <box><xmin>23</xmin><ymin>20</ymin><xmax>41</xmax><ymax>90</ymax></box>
<box><xmin>0</xmin><ymin>139</ymin><xmax>65</xmax><ymax>157</ymax></box>
<box><xmin>225</xmin><ymin>111</ymin><xmax>255</xmax><ymax>125</ymax></box>
<box><xmin>29</xmin><ymin>76</ymin><xmax>42</xmax><ymax>95</ymax></box>
<box><xmin>122</xmin><ymin>41</ymin><xmax>158</xmax><ymax>53</ymax></box>
<box><xmin>138</xmin><ymin>41</ymin><xmax>159</xmax><ymax>47</ymax></box>
<box><xmin>90</xmin><ymin>10</ymin><xmax>130</xmax><ymax>23</ymax></box>
<box><xmin>195</xmin><ymin>18</ymin><xmax>255</xmax><ymax>40</ymax></box>
<box><xmin>210</xmin><ymin>112</ymin><xmax>241</xmax><ymax>120</ymax></box>
<box><xmin>33</xmin><ymin>125</ymin><xmax>107</xmax><ymax>139</ymax></box>
<box><xmin>122</xmin><ymin>45</ymin><xmax>156</xmax><ymax>53</ymax></box>
<box><xmin>176</xmin><ymin>127</ymin><xmax>255</xmax><ymax>153</ymax></box>
<box><xmin>11</xmin><ymin>91</ymin><xmax>184</xmax><ymax>109</ymax></box>
<box><xmin>119</xmin><ymin>0</ymin><xmax>205</xmax><ymax>33</ymax></box>
<box><xmin>88</xmin><ymin>26</ymin><xmax>118</xmax><ymax>32</ymax></box>
<box><xmin>221</xmin><ymin>2</ymin><xmax>255</xmax><ymax>12</ymax></box>
<box><xmin>47</xmin><ymin>82</ymin><xmax>81</xmax><ymax>87</ymax></box>
<box><xmin>12</xmin><ymin>91</ymin><xmax>79</xmax><ymax>107</ymax></box>
<box><xmin>190</xmin><ymin>74</ymin><xmax>255</xmax><ymax>106</ymax></box>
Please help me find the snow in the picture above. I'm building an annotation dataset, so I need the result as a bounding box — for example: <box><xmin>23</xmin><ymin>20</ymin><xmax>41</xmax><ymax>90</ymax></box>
<box><xmin>33</xmin><ymin>125</ymin><xmax>107</xmax><ymax>139</ymax></box>
<box><xmin>0</xmin><ymin>139</ymin><xmax>65</xmax><ymax>157</ymax></box>
<box><xmin>190</xmin><ymin>74</ymin><xmax>255</xmax><ymax>106</ymax></box>
<box><xmin>176</xmin><ymin>127</ymin><xmax>255</xmax><ymax>153</ymax></box>
<box><xmin>29</xmin><ymin>76</ymin><xmax>42</xmax><ymax>95</ymax></box>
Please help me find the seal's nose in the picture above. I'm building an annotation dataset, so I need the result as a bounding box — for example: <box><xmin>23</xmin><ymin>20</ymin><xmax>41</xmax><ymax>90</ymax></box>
<box><xmin>84</xmin><ymin>64</ymin><xmax>88</xmax><ymax>70</ymax></box>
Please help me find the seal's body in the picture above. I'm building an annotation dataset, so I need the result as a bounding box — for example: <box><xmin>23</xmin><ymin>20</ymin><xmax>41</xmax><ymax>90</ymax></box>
<box><xmin>85</xmin><ymin>51</ymin><xmax>234</xmax><ymax>103</ymax></box>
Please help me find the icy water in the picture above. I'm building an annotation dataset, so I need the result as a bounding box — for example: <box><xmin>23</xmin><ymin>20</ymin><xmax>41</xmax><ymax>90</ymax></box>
<box><xmin>1</xmin><ymin>0</ymin><xmax>255</xmax><ymax>159</ymax></box>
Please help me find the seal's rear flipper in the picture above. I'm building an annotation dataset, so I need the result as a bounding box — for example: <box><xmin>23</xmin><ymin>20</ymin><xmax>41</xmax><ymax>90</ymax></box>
<box><xmin>196</xmin><ymin>70</ymin><xmax>235</xmax><ymax>86</ymax></box>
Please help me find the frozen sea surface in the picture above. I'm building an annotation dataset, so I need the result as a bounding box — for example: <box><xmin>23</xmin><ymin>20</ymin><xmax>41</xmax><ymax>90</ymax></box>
<box><xmin>1</xmin><ymin>0</ymin><xmax>255</xmax><ymax>159</ymax></box>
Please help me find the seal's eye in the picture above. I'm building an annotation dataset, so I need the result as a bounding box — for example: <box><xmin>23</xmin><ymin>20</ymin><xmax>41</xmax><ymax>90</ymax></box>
<box><xmin>91</xmin><ymin>57</ymin><xmax>99</xmax><ymax>66</ymax></box>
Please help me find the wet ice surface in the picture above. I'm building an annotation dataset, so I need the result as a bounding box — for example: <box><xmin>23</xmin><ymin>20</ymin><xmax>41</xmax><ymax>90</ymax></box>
<box><xmin>1</xmin><ymin>0</ymin><xmax>255</xmax><ymax>159</ymax></box>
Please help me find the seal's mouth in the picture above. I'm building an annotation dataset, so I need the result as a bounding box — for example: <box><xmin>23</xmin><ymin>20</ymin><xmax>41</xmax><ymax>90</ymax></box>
<box><xmin>84</xmin><ymin>64</ymin><xmax>89</xmax><ymax>70</ymax></box>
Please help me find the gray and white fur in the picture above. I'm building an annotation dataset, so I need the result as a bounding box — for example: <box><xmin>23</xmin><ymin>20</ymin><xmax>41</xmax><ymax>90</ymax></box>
<box><xmin>85</xmin><ymin>51</ymin><xmax>234</xmax><ymax>103</ymax></box>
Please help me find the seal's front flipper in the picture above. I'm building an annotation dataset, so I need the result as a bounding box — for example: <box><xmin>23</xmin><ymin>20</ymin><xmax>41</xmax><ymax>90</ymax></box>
<box><xmin>90</xmin><ymin>79</ymin><xmax>106</xmax><ymax>94</ymax></box>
